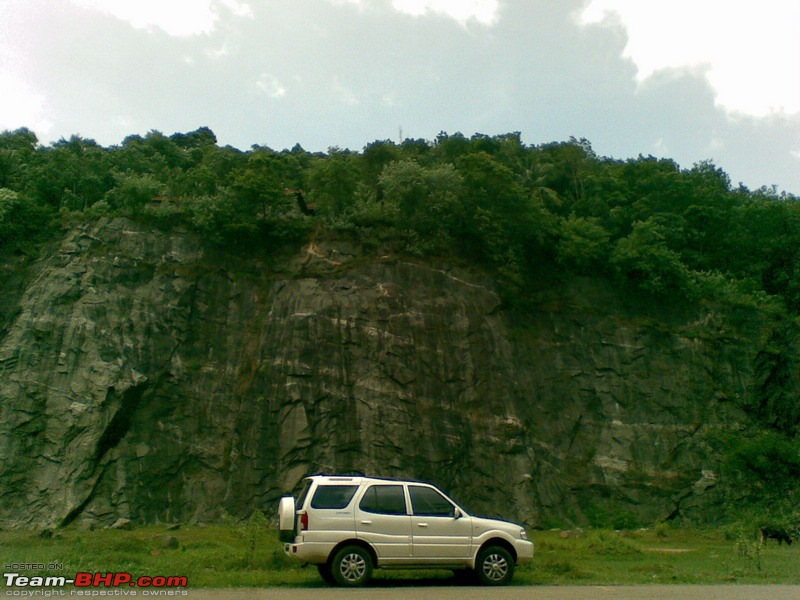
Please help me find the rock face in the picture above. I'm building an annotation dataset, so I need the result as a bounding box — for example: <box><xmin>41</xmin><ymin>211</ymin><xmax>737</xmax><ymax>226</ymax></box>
<box><xmin>0</xmin><ymin>218</ymin><xmax>769</xmax><ymax>529</ymax></box>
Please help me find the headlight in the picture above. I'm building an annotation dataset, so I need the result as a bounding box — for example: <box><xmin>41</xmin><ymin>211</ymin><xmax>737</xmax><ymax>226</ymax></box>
<box><xmin>519</xmin><ymin>529</ymin><xmax>528</xmax><ymax>540</ymax></box>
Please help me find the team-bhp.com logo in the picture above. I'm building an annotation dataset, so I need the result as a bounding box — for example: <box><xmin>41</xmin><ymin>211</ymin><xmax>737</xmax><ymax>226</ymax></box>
<box><xmin>4</xmin><ymin>571</ymin><xmax>188</xmax><ymax>596</ymax></box>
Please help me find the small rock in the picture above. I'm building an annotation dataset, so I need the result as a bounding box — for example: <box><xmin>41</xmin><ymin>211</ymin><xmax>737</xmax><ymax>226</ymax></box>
<box><xmin>559</xmin><ymin>529</ymin><xmax>584</xmax><ymax>539</ymax></box>
<box><xmin>160</xmin><ymin>536</ymin><xmax>179</xmax><ymax>550</ymax></box>
<box><xmin>109</xmin><ymin>518</ymin><xmax>133</xmax><ymax>530</ymax></box>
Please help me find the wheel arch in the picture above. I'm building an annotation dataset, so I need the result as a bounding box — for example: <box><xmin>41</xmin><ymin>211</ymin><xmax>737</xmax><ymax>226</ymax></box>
<box><xmin>326</xmin><ymin>539</ymin><xmax>378</xmax><ymax>568</ymax></box>
<box><xmin>475</xmin><ymin>537</ymin><xmax>517</xmax><ymax>564</ymax></box>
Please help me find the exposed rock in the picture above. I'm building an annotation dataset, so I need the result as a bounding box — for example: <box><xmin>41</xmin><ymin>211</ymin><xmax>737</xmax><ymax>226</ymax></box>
<box><xmin>159</xmin><ymin>535</ymin><xmax>179</xmax><ymax>549</ymax></box>
<box><xmin>559</xmin><ymin>529</ymin><xmax>585</xmax><ymax>539</ymax></box>
<box><xmin>109</xmin><ymin>518</ymin><xmax>133</xmax><ymax>530</ymax></box>
<box><xmin>0</xmin><ymin>217</ymin><xmax>782</xmax><ymax>529</ymax></box>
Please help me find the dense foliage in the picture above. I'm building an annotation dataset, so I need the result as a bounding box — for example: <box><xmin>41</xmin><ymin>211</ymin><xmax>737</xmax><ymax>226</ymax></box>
<box><xmin>3</xmin><ymin>128</ymin><xmax>798</xmax><ymax>303</ymax></box>
<box><xmin>3</xmin><ymin>127</ymin><xmax>800</xmax><ymax>515</ymax></box>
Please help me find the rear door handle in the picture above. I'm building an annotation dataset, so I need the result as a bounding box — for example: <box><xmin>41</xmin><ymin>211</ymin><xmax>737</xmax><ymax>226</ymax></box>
<box><xmin>360</xmin><ymin>520</ymin><xmax>373</xmax><ymax>525</ymax></box>
<box><xmin>417</xmin><ymin>523</ymin><xmax>428</xmax><ymax>527</ymax></box>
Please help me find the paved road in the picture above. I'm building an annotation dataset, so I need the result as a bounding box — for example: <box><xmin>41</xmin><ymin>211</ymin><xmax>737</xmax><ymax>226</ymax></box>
<box><xmin>183</xmin><ymin>586</ymin><xmax>800</xmax><ymax>600</ymax></box>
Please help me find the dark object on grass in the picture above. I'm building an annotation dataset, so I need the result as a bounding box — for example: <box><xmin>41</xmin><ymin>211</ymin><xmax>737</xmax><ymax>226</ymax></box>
<box><xmin>760</xmin><ymin>526</ymin><xmax>793</xmax><ymax>545</ymax></box>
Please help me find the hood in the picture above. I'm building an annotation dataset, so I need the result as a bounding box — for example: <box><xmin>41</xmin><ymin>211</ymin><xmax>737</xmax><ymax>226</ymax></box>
<box><xmin>469</xmin><ymin>514</ymin><xmax>526</xmax><ymax>538</ymax></box>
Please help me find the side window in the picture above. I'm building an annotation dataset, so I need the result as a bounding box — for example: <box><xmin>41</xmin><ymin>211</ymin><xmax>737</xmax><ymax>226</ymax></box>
<box><xmin>359</xmin><ymin>485</ymin><xmax>407</xmax><ymax>515</ymax></box>
<box><xmin>310</xmin><ymin>485</ymin><xmax>358</xmax><ymax>509</ymax></box>
<box><xmin>409</xmin><ymin>485</ymin><xmax>455</xmax><ymax>517</ymax></box>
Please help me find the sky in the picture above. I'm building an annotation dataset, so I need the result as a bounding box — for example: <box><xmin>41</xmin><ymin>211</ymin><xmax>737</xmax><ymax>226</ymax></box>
<box><xmin>0</xmin><ymin>0</ymin><xmax>798</xmax><ymax>193</ymax></box>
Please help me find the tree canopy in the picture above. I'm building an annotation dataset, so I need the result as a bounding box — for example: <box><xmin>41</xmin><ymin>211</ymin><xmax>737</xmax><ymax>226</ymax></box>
<box><xmin>2</xmin><ymin>127</ymin><xmax>799</xmax><ymax>309</ymax></box>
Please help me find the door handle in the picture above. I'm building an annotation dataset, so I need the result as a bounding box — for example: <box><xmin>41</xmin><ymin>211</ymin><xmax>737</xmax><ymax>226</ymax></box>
<box><xmin>360</xmin><ymin>520</ymin><xmax>372</xmax><ymax>525</ymax></box>
<box><xmin>417</xmin><ymin>523</ymin><xmax>428</xmax><ymax>527</ymax></box>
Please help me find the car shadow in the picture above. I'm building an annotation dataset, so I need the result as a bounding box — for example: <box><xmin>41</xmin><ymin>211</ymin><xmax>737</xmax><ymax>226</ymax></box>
<box><xmin>367</xmin><ymin>572</ymin><xmax>476</xmax><ymax>588</ymax></box>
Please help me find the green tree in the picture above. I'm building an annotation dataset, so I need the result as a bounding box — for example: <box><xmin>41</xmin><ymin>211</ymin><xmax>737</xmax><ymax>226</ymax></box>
<box><xmin>725</xmin><ymin>430</ymin><xmax>800</xmax><ymax>498</ymax></box>
<box><xmin>362</xmin><ymin>140</ymin><xmax>401</xmax><ymax>199</ymax></box>
<box><xmin>379</xmin><ymin>160</ymin><xmax>463</xmax><ymax>253</ymax></box>
<box><xmin>454</xmin><ymin>151</ymin><xmax>530</xmax><ymax>266</ymax></box>
<box><xmin>432</xmin><ymin>131</ymin><xmax>470</xmax><ymax>163</ymax></box>
<box><xmin>231</xmin><ymin>151</ymin><xmax>296</xmax><ymax>220</ymax></box>
<box><xmin>611</xmin><ymin>218</ymin><xmax>691</xmax><ymax>295</ymax></box>
<box><xmin>306</xmin><ymin>149</ymin><xmax>360</xmax><ymax>218</ymax></box>
<box><xmin>0</xmin><ymin>128</ymin><xmax>38</xmax><ymax>191</ymax></box>
<box><xmin>105</xmin><ymin>173</ymin><xmax>161</xmax><ymax>215</ymax></box>
<box><xmin>556</xmin><ymin>215</ymin><xmax>611</xmax><ymax>273</ymax></box>
<box><xmin>27</xmin><ymin>135</ymin><xmax>110</xmax><ymax>210</ymax></box>
<box><xmin>534</xmin><ymin>138</ymin><xmax>596</xmax><ymax>209</ymax></box>
<box><xmin>0</xmin><ymin>188</ymin><xmax>54</xmax><ymax>251</ymax></box>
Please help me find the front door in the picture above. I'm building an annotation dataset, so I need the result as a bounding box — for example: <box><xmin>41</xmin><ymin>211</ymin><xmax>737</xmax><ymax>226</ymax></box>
<box><xmin>408</xmin><ymin>485</ymin><xmax>472</xmax><ymax>559</ymax></box>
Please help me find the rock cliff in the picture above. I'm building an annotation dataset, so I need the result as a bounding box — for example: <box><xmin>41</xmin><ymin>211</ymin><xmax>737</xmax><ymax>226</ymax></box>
<box><xmin>0</xmin><ymin>218</ymin><xmax>769</xmax><ymax>529</ymax></box>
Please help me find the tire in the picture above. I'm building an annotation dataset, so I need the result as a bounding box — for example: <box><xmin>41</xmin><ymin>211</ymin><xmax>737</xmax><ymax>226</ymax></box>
<box><xmin>317</xmin><ymin>564</ymin><xmax>336</xmax><ymax>586</ymax></box>
<box><xmin>475</xmin><ymin>545</ymin><xmax>514</xmax><ymax>586</ymax></box>
<box><xmin>278</xmin><ymin>496</ymin><xmax>295</xmax><ymax>543</ymax></box>
<box><xmin>330</xmin><ymin>545</ymin><xmax>373</xmax><ymax>587</ymax></box>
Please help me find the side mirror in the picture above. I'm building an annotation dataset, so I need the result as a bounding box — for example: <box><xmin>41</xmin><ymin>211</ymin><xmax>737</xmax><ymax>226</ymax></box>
<box><xmin>453</xmin><ymin>507</ymin><xmax>463</xmax><ymax>520</ymax></box>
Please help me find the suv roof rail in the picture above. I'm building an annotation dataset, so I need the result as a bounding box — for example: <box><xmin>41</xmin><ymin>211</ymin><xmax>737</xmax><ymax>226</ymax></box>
<box><xmin>307</xmin><ymin>473</ymin><xmax>440</xmax><ymax>485</ymax></box>
<box><xmin>309</xmin><ymin>471</ymin><xmax>366</xmax><ymax>478</ymax></box>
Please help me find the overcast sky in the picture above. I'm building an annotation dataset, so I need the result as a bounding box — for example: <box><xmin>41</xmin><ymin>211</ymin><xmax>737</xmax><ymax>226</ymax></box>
<box><xmin>1</xmin><ymin>0</ymin><xmax>798</xmax><ymax>193</ymax></box>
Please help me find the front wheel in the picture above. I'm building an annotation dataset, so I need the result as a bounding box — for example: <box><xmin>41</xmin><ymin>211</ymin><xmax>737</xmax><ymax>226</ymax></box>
<box><xmin>330</xmin><ymin>545</ymin><xmax>373</xmax><ymax>587</ymax></box>
<box><xmin>475</xmin><ymin>545</ymin><xmax>514</xmax><ymax>586</ymax></box>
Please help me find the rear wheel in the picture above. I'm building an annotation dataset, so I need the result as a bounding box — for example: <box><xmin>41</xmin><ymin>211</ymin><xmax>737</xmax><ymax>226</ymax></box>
<box><xmin>330</xmin><ymin>545</ymin><xmax>373</xmax><ymax>587</ymax></box>
<box><xmin>475</xmin><ymin>545</ymin><xmax>514</xmax><ymax>586</ymax></box>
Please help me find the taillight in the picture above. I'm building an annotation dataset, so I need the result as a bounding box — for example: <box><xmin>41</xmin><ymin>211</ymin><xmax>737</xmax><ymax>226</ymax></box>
<box><xmin>300</xmin><ymin>512</ymin><xmax>309</xmax><ymax>531</ymax></box>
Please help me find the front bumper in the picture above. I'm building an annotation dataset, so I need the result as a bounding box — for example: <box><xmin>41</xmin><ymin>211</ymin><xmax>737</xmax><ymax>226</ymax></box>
<box><xmin>515</xmin><ymin>539</ymin><xmax>535</xmax><ymax>563</ymax></box>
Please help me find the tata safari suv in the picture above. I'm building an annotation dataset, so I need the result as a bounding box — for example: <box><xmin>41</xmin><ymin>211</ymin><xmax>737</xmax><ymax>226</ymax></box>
<box><xmin>278</xmin><ymin>474</ymin><xmax>533</xmax><ymax>586</ymax></box>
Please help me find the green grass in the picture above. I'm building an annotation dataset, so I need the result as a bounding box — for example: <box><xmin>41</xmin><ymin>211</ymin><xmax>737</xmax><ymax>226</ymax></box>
<box><xmin>518</xmin><ymin>527</ymin><xmax>800</xmax><ymax>585</ymax></box>
<box><xmin>2</xmin><ymin>525</ymin><xmax>800</xmax><ymax>588</ymax></box>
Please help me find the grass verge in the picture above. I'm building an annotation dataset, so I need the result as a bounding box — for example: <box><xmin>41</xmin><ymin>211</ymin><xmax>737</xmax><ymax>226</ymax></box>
<box><xmin>2</xmin><ymin>525</ymin><xmax>800</xmax><ymax>587</ymax></box>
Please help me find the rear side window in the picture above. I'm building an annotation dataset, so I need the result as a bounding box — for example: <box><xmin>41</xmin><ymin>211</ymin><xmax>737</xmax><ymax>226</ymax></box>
<box><xmin>310</xmin><ymin>485</ymin><xmax>358</xmax><ymax>509</ymax></box>
<box><xmin>359</xmin><ymin>485</ymin><xmax>407</xmax><ymax>515</ymax></box>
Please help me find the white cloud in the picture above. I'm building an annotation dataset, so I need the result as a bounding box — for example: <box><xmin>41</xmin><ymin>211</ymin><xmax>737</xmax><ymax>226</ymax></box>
<box><xmin>332</xmin><ymin>77</ymin><xmax>360</xmax><ymax>106</ymax></box>
<box><xmin>0</xmin><ymin>70</ymin><xmax>53</xmax><ymax>135</ymax></box>
<box><xmin>324</xmin><ymin>0</ymin><xmax>499</xmax><ymax>25</ymax></box>
<box><xmin>220</xmin><ymin>0</ymin><xmax>253</xmax><ymax>18</ymax></box>
<box><xmin>70</xmin><ymin>0</ymin><xmax>252</xmax><ymax>36</ymax></box>
<box><xmin>392</xmin><ymin>0</ymin><xmax>499</xmax><ymax>25</ymax></box>
<box><xmin>256</xmin><ymin>74</ymin><xmax>287</xmax><ymax>99</ymax></box>
<box><xmin>579</xmin><ymin>0</ymin><xmax>800</xmax><ymax>117</ymax></box>
<box><xmin>206</xmin><ymin>44</ymin><xmax>230</xmax><ymax>60</ymax></box>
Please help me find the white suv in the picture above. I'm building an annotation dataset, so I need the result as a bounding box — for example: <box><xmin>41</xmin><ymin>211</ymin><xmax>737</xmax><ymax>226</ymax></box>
<box><xmin>278</xmin><ymin>474</ymin><xmax>534</xmax><ymax>587</ymax></box>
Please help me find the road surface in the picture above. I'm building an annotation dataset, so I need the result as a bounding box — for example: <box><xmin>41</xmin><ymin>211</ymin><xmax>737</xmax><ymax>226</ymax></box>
<box><xmin>182</xmin><ymin>586</ymin><xmax>800</xmax><ymax>600</ymax></box>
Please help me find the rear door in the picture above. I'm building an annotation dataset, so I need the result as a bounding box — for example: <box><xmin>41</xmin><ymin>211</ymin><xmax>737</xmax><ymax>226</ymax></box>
<box><xmin>355</xmin><ymin>484</ymin><xmax>412</xmax><ymax>562</ymax></box>
<box><xmin>302</xmin><ymin>484</ymin><xmax>359</xmax><ymax>536</ymax></box>
<box><xmin>409</xmin><ymin>485</ymin><xmax>472</xmax><ymax>560</ymax></box>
